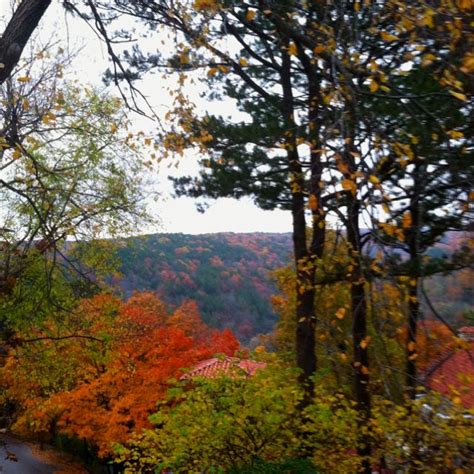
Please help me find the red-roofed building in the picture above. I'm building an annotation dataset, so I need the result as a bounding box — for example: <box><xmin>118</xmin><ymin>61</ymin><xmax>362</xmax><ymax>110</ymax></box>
<box><xmin>181</xmin><ymin>356</ymin><xmax>266</xmax><ymax>380</ymax></box>
<box><xmin>457</xmin><ymin>326</ymin><xmax>474</xmax><ymax>340</ymax></box>
<box><xmin>423</xmin><ymin>327</ymin><xmax>474</xmax><ymax>408</ymax></box>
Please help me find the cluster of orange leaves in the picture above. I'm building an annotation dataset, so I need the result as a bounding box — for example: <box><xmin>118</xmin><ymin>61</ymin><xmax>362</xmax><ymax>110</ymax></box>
<box><xmin>2</xmin><ymin>292</ymin><xmax>239</xmax><ymax>457</ymax></box>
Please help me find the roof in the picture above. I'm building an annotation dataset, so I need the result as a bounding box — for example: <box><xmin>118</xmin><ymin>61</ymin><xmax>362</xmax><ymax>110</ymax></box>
<box><xmin>424</xmin><ymin>340</ymin><xmax>474</xmax><ymax>408</ymax></box>
<box><xmin>458</xmin><ymin>326</ymin><xmax>474</xmax><ymax>340</ymax></box>
<box><xmin>181</xmin><ymin>356</ymin><xmax>266</xmax><ymax>380</ymax></box>
<box><xmin>459</xmin><ymin>326</ymin><xmax>474</xmax><ymax>334</ymax></box>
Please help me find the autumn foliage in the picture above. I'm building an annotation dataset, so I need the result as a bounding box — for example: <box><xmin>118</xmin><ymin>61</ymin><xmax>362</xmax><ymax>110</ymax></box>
<box><xmin>0</xmin><ymin>292</ymin><xmax>239</xmax><ymax>456</ymax></box>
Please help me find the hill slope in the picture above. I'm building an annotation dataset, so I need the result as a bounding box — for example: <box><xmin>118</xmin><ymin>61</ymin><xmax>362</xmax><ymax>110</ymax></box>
<box><xmin>115</xmin><ymin>233</ymin><xmax>292</xmax><ymax>341</ymax></box>
<box><xmin>112</xmin><ymin>231</ymin><xmax>472</xmax><ymax>343</ymax></box>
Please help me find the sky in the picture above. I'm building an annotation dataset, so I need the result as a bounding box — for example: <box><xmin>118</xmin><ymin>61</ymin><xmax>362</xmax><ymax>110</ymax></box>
<box><xmin>0</xmin><ymin>1</ymin><xmax>292</xmax><ymax>235</ymax></box>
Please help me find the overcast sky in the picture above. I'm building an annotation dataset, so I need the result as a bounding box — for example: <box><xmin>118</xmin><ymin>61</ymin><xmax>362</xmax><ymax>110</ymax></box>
<box><xmin>1</xmin><ymin>1</ymin><xmax>292</xmax><ymax>235</ymax></box>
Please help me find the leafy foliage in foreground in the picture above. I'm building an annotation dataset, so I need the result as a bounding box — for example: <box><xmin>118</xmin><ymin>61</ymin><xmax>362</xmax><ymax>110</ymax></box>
<box><xmin>116</xmin><ymin>365</ymin><xmax>474</xmax><ymax>473</ymax></box>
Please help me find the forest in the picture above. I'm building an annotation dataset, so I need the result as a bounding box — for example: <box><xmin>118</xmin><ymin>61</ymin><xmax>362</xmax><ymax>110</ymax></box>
<box><xmin>114</xmin><ymin>231</ymin><xmax>472</xmax><ymax>343</ymax></box>
<box><xmin>0</xmin><ymin>1</ymin><xmax>473</xmax><ymax>473</ymax></box>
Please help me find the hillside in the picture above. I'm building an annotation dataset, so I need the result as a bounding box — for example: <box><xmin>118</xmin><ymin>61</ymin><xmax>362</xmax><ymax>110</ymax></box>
<box><xmin>114</xmin><ymin>233</ymin><xmax>292</xmax><ymax>341</ymax></box>
<box><xmin>112</xmin><ymin>231</ymin><xmax>472</xmax><ymax>343</ymax></box>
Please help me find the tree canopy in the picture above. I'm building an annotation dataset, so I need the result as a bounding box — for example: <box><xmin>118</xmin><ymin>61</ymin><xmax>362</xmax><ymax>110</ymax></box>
<box><xmin>0</xmin><ymin>1</ymin><xmax>472</xmax><ymax>472</ymax></box>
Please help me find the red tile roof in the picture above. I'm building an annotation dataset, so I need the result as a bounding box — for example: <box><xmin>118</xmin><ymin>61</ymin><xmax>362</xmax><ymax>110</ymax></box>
<box><xmin>458</xmin><ymin>326</ymin><xmax>474</xmax><ymax>341</ymax></box>
<box><xmin>181</xmin><ymin>356</ymin><xmax>266</xmax><ymax>380</ymax></box>
<box><xmin>424</xmin><ymin>339</ymin><xmax>474</xmax><ymax>408</ymax></box>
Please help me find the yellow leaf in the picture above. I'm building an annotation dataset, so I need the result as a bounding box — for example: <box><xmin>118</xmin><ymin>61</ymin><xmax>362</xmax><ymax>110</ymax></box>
<box><xmin>239</xmin><ymin>58</ymin><xmax>249</xmax><ymax>67</ymax></box>
<box><xmin>361</xmin><ymin>366</ymin><xmax>369</xmax><ymax>374</ymax></box>
<box><xmin>369</xmin><ymin>78</ymin><xmax>379</xmax><ymax>92</ymax></box>
<box><xmin>17</xmin><ymin>76</ymin><xmax>31</xmax><ymax>83</ymax></box>
<box><xmin>342</xmin><ymin>179</ymin><xmax>357</xmax><ymax>194</ymax></box>
<box><xmin>42</xmin><ymin>112</ymin><xmax>56</xmax><ymax>125</ymax></box>
<box><xmin>456</xmin><ymin>0</ymin><xmax>472</xmax><ymax>11</ymax></box>
<box><xmin>22</xmin><ymin>98</ymin><xmax>30</xmax><ymax>110</ymax></box>
<box><xmin>313</xmin><ymin>45</ymin><xmax>326</xmax><ymax>55</ymax></box>
<box><xmin>422</xmin><ymin>9</ymin><xmax>435</xmax><ymax>28</ymax></box>
<box><xmin>461</xmin><ymin>53</ymin><xmax>474</xmax><ymax>73</ymax></box>
<box><xmin>408</xmin><ymin>341</ymin><xmax>416</xmax><ymax>352</ymax></box>
<box><xmin>396</xmin><ymin>229</ymin><xmax>405</xmax><ymax>242</ymax></box>
<box><xmin>339</xmin><ymin>353</ymin><xmax>348</xmax><ymax>362</ymax></box>
<box><xmin>447</xmin><ymin>130</ymin><xmax>464</xmax><ymax>139</ymax></box>
<box><xmin>380</xmin><ymin>31</ymin><xmax>398</xmax><ymax>42</ymax></box>
<box><xmin>402</xmin><ymin>212</ymin><xmax>412</xmax><ymax>229</ymax></box>
<box><xmin>288</xmin><ymin>42</ymin><xmax>298</xmax><ymax>56</ymax></box>
<box><xmin>207</xmin><ymin>67</ymin><xmax>218</xmax><ymax>77</ymax></box>
<box><xmin>369</xmin><ymin>175</ymin><xmax>380</xmax><ymax>184</ymax></box>
<box><xmin>308</xmin><ymin>194</ymin><xmax>318</xmax><ymax>211</ymax></box>
<box><xmin>449</xmin><ymin>90</ymin><xmax>467</xmax><ymax>101</ymax></box>
<box><xmin>370</xmin><ymin>261</ymin><xmax>380</xmax><ymax>273</ymax></box>
<box><xmin>246</xmin><ymin>9</ymin><xmax>256</xmax><ymax>21</ymax></box>
<box><xmin>421</xmin><ymin>53</ymin><xmax>437</xmax><ymax>67</ymax></box>
<box><xmin>336</xmin><ymin>308</ymin><xmax>346</xmax><ymax>320</ymax></box>
<box><xmin>322</xmin><ymin>92</ymin><xmax>333</xmax><ymax>105</ymax></box>
<box><xmin>193</xmin><ymin>0</ymin><xmax>217</xmax><ymax>10</ymax></box>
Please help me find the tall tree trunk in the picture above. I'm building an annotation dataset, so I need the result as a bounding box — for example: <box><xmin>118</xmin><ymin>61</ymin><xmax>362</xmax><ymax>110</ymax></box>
<box><xmin>406</xmin><ymin>162</ymin><xmax>422</xmax><ymax>400</ymax></box>
<box><xmin>406</xmin><ymin>281</ymin><xmax>420</xmax><ymax>400</ymax></box>
<box><xmin>342</xmin><ymin>115</ymin><xmax>371</xmax><ymax>473</ymax></box>
<box><xmin>280</xmin><ymin>41</ymin><xmax>317</xmax><ymax>398</ymax></box>
<box><xmin>346</xmin><ymin>196</ymin><xmax>372</xmax><ymax>473</ymax></box>
<box><xmin>0</xmin><ymin>0</ymin><xmax>52</xmax><ymax>84</ymax></box>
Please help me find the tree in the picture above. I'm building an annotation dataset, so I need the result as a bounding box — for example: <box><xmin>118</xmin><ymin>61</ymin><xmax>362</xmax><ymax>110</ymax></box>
<box><xmin>369</xmin><ymin>64</ymin><xmax>472</xmax><ymax>398</ymax></box>
<box><xmin>81</xmin><ymin>0</ymin><xmax>330</xmax><ymax>399</ymax></box>
<box><xmin>3</xmin><ymin>1</ymin><xmax>471</xmax><ymax>470</ymax></box>
<box><xmin>0</xmin><ymin>0</ymin><xmax>52</xmax><ymax>84</ymax></box>
<box><xmin>1</xmin><ymin>292</ymin><xmax>239</xmax><ymax>456</ymax></box>
<box><xmin>67</xmin><ymin>2</ymin><xmax>472</xmax><ymax>468</ymax></box>
<box><xmin>0</xmin><ymin>42</ymin><xmax>148</xmax><ymax>334</ymax></box>
<box><xmin>0</xmin><ymin>292</ymin><xmax>121</xmax><ymax>441</ymax></box>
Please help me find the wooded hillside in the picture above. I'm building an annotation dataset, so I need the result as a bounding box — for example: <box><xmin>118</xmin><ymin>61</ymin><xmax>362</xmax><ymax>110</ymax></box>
<box><xmin>115</xmin><ymin>233</ymin><xmax>292</xmax><ymax>341</ymax></box>
<box><xmin>114</xmin><ymin>232</ymin><xmax>472</xmax><ymax>343</ymax></box>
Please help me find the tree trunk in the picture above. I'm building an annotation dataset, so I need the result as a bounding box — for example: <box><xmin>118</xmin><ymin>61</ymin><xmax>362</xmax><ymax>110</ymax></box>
<box><xmin>280</xmin><ymin>41</ymin><xmax>317</xmax><ymax>398</ymax></box>
<box><xmin>406</xmin><ymin>163</ymin><xmax>422</xmax><ymax>400</ymax></box>
<box><xmin>342</xmin><ymin>120</ymin><xmax>371</xmax><ymax>472</ymax></box>
<box><xmin>0</xmin><ymin>0</ymin><xmax>52</xmax><ymax>84</ymax></box>
<box><xmin>346</xmin><ymin>197</ymin><xmax>372</xmax><ymax>473</ymax></box>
